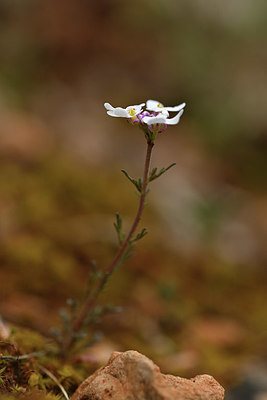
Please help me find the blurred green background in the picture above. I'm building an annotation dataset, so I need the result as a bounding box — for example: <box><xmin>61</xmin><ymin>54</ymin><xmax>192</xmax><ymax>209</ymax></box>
<box><xmin>0</xmin><ymin>0</ymin><xmax>267</xmax><ymax>394</ymax></box>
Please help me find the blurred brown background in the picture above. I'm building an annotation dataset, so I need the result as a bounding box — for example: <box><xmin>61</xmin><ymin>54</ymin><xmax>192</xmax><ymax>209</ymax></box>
<box><xmin>0</xmin><ymin>0</ymin><xmax>267</xmax><ymax>395</ymax></box>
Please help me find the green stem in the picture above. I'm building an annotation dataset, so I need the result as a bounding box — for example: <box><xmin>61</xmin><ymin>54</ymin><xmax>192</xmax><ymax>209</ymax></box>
<box><xmin>0</xmin><ymin>351</ymin><xmax>45</xmax><ymax>362</ymax></box>
<box><xmin>63</xmin><ymin>141</ymin><xmax>154</xmax><ymax>355</ymax></box>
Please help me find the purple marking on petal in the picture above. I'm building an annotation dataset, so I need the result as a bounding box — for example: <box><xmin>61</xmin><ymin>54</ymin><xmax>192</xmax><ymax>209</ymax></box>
<box><xmin>138</xmin><ymin>111</ymin><xmax>153</xmax><ymax>124</ymax></box>
<box><xmin>127</xmin><ymin>117</ymin><xmax>139</xmax><ymax>125</ymax></box>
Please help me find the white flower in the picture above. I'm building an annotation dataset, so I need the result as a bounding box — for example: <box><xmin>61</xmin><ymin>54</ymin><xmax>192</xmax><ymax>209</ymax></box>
<box><xmin>146</xmin><ymin>99</ymin><xmax>186</xmax><ymax>115</ymax></box>
<box><xmin>143</xmin><ymin>108</ymin><xmax>184</xmax><ymax>127</ymax></box>
<box><xmin>104</xmin><ymin>99</ymin><xmax>186</xmax><ymax>138</ymax></box>
<box><xmin>104</xmin><ymin>102</ymin><xmax>145</xmax><ymax>118</ymax></box>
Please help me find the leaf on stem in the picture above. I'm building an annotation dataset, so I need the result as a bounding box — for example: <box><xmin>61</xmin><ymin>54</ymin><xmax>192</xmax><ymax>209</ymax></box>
<box><xmin>121</xmin><ymin>170</ymin><xmax>142</xmax><ymax>192</ymax></box>
<box><xmin>149</xmin><ymin>162</ymin><xmax>176</xmax><ymax>182</ymax></box>
<box><xmin>133</xmin><ymin>227</ymin><xmax>148</xmax><ymax>241</ymax></box>
<box><xmin>113</xmin><ymin>212</ymin><xmax>125</xmax><ymax>245</ymax></box>
<box><xmin>121</xmin><ymin>242</ymin><xmax>136</xmax><ymax>264</ymax></box>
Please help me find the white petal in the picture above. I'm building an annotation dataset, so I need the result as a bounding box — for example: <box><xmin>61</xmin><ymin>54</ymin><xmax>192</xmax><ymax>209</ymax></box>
<box><xmin>165</xmin><ymin>109</ymin><xmax>184</xmax><ymax>125</ymax></box>
<box><xmin>104</xmin><ymin>102</ymin><xmax>114</xmax><ymax>111</ymax></box>
<box><xmin>146</xmin><ymin>99</ymin><xmax>164</xmax><ymax>111</ymax></box>
<box><xmin>164</xmin><ymin>102</ymin><xmax>186</xmax><ymax>112</ymax></box>
<box><xmin>143</xmin><ymin>115</ymin><xmax>167</xmax><ymax>125</ymax></box>
<box><xmin>107</xmin><ymin>110</ymin><xmax>121</xmax><ymax>117</ymax></box>
<box><xmin>113</xmin><ymin>107</ymin><xmax>129</xmax><ymax>118</ymax></box>
<box><xmin>105</xmin><ymin>103</ymin><xmax>129</xmax><ymax>118</ymax></box>
<box><xmin>131</xmin><ymin>102</ymin><xmax>145</xmax><ymax>109</ymax></box>
<box><xmin>161</xmin><ymin>109</ymin><xmax>169</xmax><ymax>117</ymax></box>
<box><xmin>126</xmin><ymin>103</ymin><xmax>145</xmax><ymax>116</ymax></box>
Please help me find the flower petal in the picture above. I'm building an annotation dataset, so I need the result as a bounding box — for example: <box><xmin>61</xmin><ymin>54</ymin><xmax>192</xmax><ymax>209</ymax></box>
<box><xmin>112</xmin><ymin>107</ymin><xmax>129</xmax><ymax>118</ymax></box>
<box><xmin>146</xmin><ymin>100</ymin><xmax>164</xmax><ymax>111</ymax></box>
<box><xmin>165</xmin><ymin>109</ymin><xmax>184</xmax><ymax>125</ymax></box>
<box><xmin>160</xmin><ymin>109</ymin><xmax>169</xmax><ymax>117</ymax></box>
<box><xmin>164</xmin><ymin>102</ymin><xmax>186</xmax><ymax>112</ymax></box>
<box><xmin>107</xmin><ymin>110</ymin><xmax>122</xmax><ymax>117</ymax></box>
<box><xmin>126</xmin><ymin>103</ymin><xmax>145</xmax><ymax>116</ymax></box>
<box><xmin>104</xmin><ymin>102</ymin><xmax>114</xmax><ymax>111</ymax></box>
<box><xmin>130</xmin><ymin>102</ymin><xmax>146</xmax><ymax>109</ymax></box>
<box><xmin>143</xmin><ymin>115</ymin><xmax>167</xmax><ymax>125</ymax></box>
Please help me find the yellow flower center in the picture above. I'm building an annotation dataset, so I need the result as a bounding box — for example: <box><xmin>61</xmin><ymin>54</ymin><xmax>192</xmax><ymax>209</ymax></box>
<box><xmin>157</xmin><ymin>103</ymin><xmax>163</xmax><ymax>108</ymax></box>
<box><xmin>128</xmin><ymin>108</ymin><xmax>136</xmax><ymax>117</ymax></box>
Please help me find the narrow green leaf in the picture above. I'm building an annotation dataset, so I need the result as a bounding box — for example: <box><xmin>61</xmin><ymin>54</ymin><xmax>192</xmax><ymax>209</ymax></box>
<box><xmin>137</xmin><ymin>178</ymin><xmax>142</xmax><ymax>192</ymax></box>
<box><xmin>134</xmin><ymin>227</ymin><xmax>148</xmax><ymax>241</ymax></box>
<box><xmin>113</xmin><ymin>212</ymin><xmax>124</xmax><ymax>245</ymax></box>
<box><xmin>121</xmin><ymin>169</ymin><xmax>142</xmax><ymax>192</ymax></box>
<box><xmin>113</xmin><ymin>212</ymin><xmax>122</xmax><ymax>234</ymax></box>
<box><xmin>116</xmin><ymin>212</ymin><xmax>122</xmax><ymax>229</ymax></box>
<box><xmin>165</xmin><ymin>162</ymin><xmax>176</xmax><ymax>170</ymax></box>
<box><xmin>149</xmin><ymin>162</ymin><xmax>176</xmax><ymax>182</ymax></box>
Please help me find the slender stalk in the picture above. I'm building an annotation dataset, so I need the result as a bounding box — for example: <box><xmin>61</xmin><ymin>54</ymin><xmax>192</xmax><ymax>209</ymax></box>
<box><xmin>38</xmin><ymin>364</ymin><xmax>70</xmax><ymax>400</ymax></box>
<box><xmin>63</xmin><ymin>141</ymin><xmax>154</xmax><ymax>355</ymax></box>
<box><xmin>0</xmin><ymin>351</ymin><xmax>45</xmax><ymax>362</ymax></box>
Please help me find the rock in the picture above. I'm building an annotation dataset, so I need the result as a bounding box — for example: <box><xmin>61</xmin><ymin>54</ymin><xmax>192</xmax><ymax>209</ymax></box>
<box><xmin>71</xmin><ymin>350</ymin><xmax>225</xmax><ymax>400</ymax></box>
<box><xmin>0</xmin><ymin>317</ymin><xmax>10</xmax><ymax>340</ymax></box>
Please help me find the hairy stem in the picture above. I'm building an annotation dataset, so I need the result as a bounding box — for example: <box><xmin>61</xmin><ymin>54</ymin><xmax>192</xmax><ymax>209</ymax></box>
<box><xmin>63</xmin><ymin>140</ymin><xmax>154</xmax><ymax>355</ymax></box>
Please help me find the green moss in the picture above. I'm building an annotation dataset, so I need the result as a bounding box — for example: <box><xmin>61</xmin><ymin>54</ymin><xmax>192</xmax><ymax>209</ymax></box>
<box><xmin>10</xmin><ymin>328</ymin><xmax>47</xmax><ymax>354</ymax></box>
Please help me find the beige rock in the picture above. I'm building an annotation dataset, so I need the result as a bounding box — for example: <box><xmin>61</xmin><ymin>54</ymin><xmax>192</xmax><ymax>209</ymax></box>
<box><xmin>0</xmin><ymin>318</ymin><xmax>10</xmax><ymax>340</ymax></box>
<box><xmin>71</xmin><ymin>350</ymin><xmax>224</xmax><ymax>400</ymax></box>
